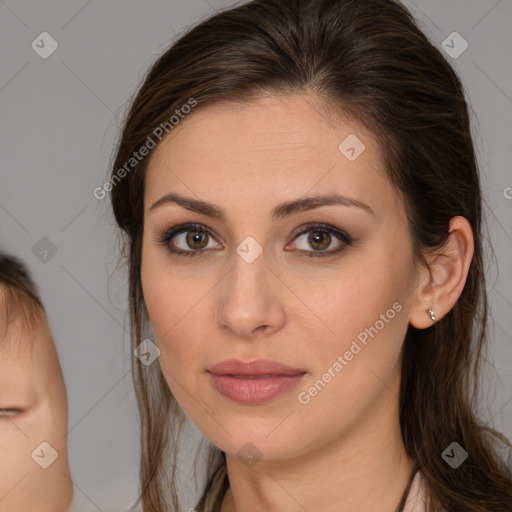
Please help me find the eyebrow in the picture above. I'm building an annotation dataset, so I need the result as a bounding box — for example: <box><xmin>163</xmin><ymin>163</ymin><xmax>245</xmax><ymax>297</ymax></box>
<box><xmin>149</xmin><ymin>191</ymin><xmax>375</xmax><ymax>221</ymax></box>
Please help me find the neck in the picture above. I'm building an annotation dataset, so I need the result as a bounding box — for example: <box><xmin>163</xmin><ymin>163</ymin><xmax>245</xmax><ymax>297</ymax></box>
<box><xmin>220</xmin><ymin>372</ymin><xmax>413</xmax><ymax>512</ymax></box>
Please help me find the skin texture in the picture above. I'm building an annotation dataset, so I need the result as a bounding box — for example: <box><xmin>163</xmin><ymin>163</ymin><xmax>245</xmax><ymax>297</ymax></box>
<box><xmin>0</xmin><ymin>305</ymin><xmax>72</xmax><ymax>512</ymax></box>
<box><xmin>141</xmin><ymin>93</ymin><xmax>473</xmax><ymax>512</ymax></box>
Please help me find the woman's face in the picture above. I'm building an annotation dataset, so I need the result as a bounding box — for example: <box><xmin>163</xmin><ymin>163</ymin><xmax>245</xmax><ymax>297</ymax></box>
<box><xmin>141</xmin><ymin>93</ymin><xmax>421</xmax><ymax>463</ymax></box>
<box><xmin>0</xmin><ymin>312</ymin><xmax>72</xmax><ymax>512</ymax></box>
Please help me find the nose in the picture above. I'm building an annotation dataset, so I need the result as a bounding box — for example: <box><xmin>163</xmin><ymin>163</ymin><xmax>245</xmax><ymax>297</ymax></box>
<box><xmin>216</xmin><ymin>246</ymin><xmax>286</xmax><ymax>340</ymax></box>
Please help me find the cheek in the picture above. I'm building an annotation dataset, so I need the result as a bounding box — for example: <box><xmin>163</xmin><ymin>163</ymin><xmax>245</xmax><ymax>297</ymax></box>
<box><xmin>141</xmin><ymin>256</ymin><xmax>209</xmax><ymax>376</ymax></box>
<box><xmin>0</xmin><ymin>410</ymin><xmax>72</xmax><ymax>511</ymax></box>
<box><xmin>0</xmin><ymin>409</ymin><xmax>59</xmax><ymax>491</ymax></box>
<box><xmin>294</xmin><ymin>251</ymin><xmax>410</xmax><ymax>349</ymax></box>
<box><xmin>0</xmin><ymin>428</ymin><xmax>30</xmax><ymax>483</ymax></box>
<box><xmin>300</xmin><ymin>277</ymin><xmax>408</xmax><ymax>398</ymax></box>
<box><xmin>291</xmin><ymin>290</ymin><xmax>409</xmax><ymax>449</ymax></box>
<box><xmin>293</xmin><ymin>249</ymin><xmax>412</xmax><ymax>411</ymax></box>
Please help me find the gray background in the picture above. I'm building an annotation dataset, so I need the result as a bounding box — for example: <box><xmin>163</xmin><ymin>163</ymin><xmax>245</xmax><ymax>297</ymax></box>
<box><xmin>1</xmin><ymin>1</ymin><xmax>511</xmax><ymax>511</ymax></box>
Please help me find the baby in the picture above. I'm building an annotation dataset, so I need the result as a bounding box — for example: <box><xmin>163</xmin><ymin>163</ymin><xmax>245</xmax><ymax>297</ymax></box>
<box><xmin>0</xmin><ymin>253</ymin><xmax>72</xmax><ymax>511</ymax></box>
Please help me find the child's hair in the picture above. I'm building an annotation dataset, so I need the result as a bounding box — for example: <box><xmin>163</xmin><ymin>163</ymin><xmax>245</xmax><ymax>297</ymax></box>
<box><xmin>0</xmin><ymin>253</ymin><xmax>46</xmax><ymax>343</ymax></box>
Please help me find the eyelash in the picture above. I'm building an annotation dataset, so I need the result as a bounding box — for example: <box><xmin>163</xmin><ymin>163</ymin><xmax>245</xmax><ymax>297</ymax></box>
<box><xmin>0</xmin><ymin>409</ymin><xmax>23</xmax><ymax>418</ymax></box>
<box><xmin>157</xmin><ymin>222</ymin><xmax>353</xmax><ymax>259</ymax></box>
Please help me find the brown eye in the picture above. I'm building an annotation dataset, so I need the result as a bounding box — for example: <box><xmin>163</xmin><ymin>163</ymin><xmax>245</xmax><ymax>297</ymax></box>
<box><xmin>185</xmin><ymin>230</ymin><xmax>210</xmax><ymax>250</ymax></box>
<box><xmin>290</xmin><ymin>223</ymin><xmax>353</xmax><ymax>257</ymax></box>
<box><xmin>158</xmin><ymin>223</ymin><xmax>221</xmax><ymax>257</ymax></box>
<box><xmin>307</xmin><ymin>230</ymin><xmax>332</xmax><ymax>251</ymax></box>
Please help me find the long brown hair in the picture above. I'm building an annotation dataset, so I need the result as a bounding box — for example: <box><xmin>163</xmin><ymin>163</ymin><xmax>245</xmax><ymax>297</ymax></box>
<box><xmin>109</xmin><ymin>0</ymin><xmax>512</xmax><ymax>510</ymax></box>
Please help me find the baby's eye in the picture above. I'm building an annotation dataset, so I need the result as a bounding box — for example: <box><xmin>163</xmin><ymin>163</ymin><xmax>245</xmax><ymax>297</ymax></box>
<box><xmin>0</xmin><ymin>408</ymin><xmax>23</xmax><ymax>418</ymax></box>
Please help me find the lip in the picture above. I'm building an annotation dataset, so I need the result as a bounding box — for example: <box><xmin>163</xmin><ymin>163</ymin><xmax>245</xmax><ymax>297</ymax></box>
<box><xmin>207</xmin><ymin>359</ymin><xmax>307</xmax><ymax>404</ymax></box>
<box><xmin>208</xmin><ymin>358</ymin><xmax>306</xmax><ymax>376</ymax></box>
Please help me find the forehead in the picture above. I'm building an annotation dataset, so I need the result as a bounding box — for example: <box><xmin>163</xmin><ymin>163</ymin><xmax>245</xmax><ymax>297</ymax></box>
<box><xmin>144</xmin><ymin>93</ymin><xmax>396</xmax><ymax>220</ymax></box>
<box><xmin>0</xmin><ymin>288</ymin><xmax>39</xmax><ymax>351</ymax></box>
<box><xmin>0</xmin><ymin>345</ymin><xmax>36</xmax><ymax>402</ymax></box>
<box><xmin>0</xmin><ymin>303</ymin><xmax>57</xmax><ymax>380</ymax></box>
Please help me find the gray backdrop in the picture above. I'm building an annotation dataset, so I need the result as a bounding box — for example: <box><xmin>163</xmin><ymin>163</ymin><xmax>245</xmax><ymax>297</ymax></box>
<box><xmin>1</xmin><ymin>1</ymin><xmax>511</xmax><ymax>511</ymax></box>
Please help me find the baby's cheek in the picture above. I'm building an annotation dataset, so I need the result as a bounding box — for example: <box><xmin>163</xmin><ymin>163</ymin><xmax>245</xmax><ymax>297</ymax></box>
<box><xmin>0</xmin><ymin>431</ymin><xmax>31</xmax><ymax>483</ymax></box>
<box><xmin>25</xmin><ymin>410</ymin><xmax>56</xmax><ymax>450</ymax></box>
<box><xmin>0</xmin><ymin>435</ymin><xmax>6</xmax><ymax>457</ymax></box>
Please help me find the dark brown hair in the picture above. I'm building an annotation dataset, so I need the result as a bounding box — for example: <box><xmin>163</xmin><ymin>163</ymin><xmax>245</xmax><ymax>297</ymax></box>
<box><xmin>109</xmin><ymin>0</ymin><xmax>512</xmax><ymax>510</ymax></box>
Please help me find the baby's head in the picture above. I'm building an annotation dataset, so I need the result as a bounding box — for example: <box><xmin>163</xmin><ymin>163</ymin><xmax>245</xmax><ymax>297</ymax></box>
<box><xmin>0</xmin><ymin>253</ymin><xmax>72</xmax><ymax>511</ymax></box>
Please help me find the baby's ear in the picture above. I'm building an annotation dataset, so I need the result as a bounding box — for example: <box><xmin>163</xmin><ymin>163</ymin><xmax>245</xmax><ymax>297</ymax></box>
<box><xmin>408</xmin><ymin>216</ymin><xmax>474</xmax><ymax>328</ymax></box>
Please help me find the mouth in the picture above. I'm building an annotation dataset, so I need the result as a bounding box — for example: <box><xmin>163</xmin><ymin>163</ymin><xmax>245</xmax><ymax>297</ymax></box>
<box><xmin>229</xmin><ymin>374</ymin><xmax>293</xmax><ymax>379</ymax></box>
<box><xmin>208</xmin><ymin>358</ymin><xmax>306</xmax><ymax>376</ymax></box>
<box><xmin>207</xmin><ymin>359</ymin><xmax>307</xmax><ymax>404</ymax></box>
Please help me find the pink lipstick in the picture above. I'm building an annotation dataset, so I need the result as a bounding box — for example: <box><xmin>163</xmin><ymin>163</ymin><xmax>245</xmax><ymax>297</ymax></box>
<box><xmin>207</xmin><ymin>359</ymin><xmax>307</xmax><ymax>404</ymax></box>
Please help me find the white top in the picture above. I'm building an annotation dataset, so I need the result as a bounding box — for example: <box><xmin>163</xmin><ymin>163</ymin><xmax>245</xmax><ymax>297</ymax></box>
<box><xmin>403</xmin><ymin>471</ymin><xmax>427</xmax><ymax>512</ymax></box>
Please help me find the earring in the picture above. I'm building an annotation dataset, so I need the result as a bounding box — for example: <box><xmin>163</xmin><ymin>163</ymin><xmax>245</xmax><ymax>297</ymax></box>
<box><xmin>426</xmin><ymin>308</ymin><xmax>436</xmax><ymax>322</ymax></box>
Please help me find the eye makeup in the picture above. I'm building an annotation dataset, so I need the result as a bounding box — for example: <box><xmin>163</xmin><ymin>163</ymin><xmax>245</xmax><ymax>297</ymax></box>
<box><xmin>156</xmin><ymin>221</ymin><xmax>354</xmax><ymax>259</ymax></box>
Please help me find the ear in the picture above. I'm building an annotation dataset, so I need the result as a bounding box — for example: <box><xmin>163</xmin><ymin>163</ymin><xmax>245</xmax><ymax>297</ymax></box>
<box><xmin>409</xmin><ymin>216</ymin><xmax>474</xmax><ymax>329</ymax></box>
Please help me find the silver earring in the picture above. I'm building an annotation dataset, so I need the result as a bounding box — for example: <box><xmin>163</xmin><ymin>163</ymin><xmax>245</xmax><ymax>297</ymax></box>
<box><xmin>426</xmin><ymin>308</ymin><xmax>436</xmax><ymax>322</ymax></box>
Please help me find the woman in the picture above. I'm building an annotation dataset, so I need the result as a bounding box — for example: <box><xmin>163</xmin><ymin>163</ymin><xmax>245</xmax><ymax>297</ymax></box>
<box><xmin>108</xmin><ymin>0</ymin><xmax>512</xmax><ymax>510</ymax></box>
